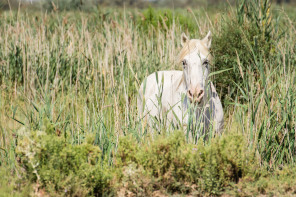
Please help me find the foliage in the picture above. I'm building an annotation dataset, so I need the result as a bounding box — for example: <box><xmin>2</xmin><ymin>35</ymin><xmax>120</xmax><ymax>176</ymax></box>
<box><xmin>137</xmin><ymin>7</ymin><xmax>173</xmax><ymax>33</ymax></box>
<box><xmin>16</xmin><ymin>126</ymin><xmax>113</xmax><ymax>196</ymax></box>
<box><xmin>43</xmin><ymin>0</ymin><xmax>99</xmax><ymax>11</ymax></box>
<box><xmin>210</xmin><ymin>0</ymin><xmax>296</xmax><ymax>167</ymax></box>
<box><xmin>0</xmin><ymin>166</ymin><xmax>31</xmax><ymax>196</ymax></box>
<box><xmin>228</xmin><ymin>166</ymin><xmax>296</xmax><ymax>196</ymax></box>
<box><xmin>137</xmin><ymin>7</ymin><xmax>198</xmax><ymax>35</ymax></box>
<box><xmin>0</xmin><ymin>0</ymin><xmax>296</xmax><ymax>196</ymax></box>
<box><xmin>212</xmin><ymin>0</ymin><xmax>276</xmax><ymax>101</ymax></box>
<box><xmin>116</xmin><ymin>131</ymin><xmax>257</xmax><ymax>196</ymax></box>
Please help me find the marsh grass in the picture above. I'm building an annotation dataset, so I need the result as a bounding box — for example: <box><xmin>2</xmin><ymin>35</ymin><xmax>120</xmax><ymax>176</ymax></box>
<box><xmin>0</xmin><ymin>1</ymin><xmax>296</xmax><ymax>195</ymax></box>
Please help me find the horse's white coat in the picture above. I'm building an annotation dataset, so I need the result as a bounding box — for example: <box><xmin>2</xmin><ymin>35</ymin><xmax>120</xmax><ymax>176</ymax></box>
<box><xmin>138</xmin><ymin>32</ymin><xmax>224</xmax><ymax>134</ymax></box>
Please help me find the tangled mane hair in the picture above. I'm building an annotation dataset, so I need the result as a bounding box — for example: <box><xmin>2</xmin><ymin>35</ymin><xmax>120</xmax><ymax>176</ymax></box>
<box><xmin>177</xmin><ymin>39</ymin><xmax>212</xmax><ymax>65</ymax></box>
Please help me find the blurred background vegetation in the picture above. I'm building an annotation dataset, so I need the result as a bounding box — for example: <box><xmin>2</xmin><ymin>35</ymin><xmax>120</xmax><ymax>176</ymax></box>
<box><xmin>0</xmin><ymin>0</ymin><xmax>296</xmax><ymax>196</ymax></box>
<box><xmin>0</xmin><ymin>0</ymin><xmax>294</xmax><ymax>11</ymax></box>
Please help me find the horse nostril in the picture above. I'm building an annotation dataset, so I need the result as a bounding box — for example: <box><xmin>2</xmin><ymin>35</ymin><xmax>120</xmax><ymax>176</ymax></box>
<box><xmin>198</xmin><ymin>90</ymin><xmax>204</xmax><ymax>97</ymax></box>
<box><xmin>188</xmin><ymin>90</ymin><xmax>193</xmax><ymax>97</ymax></box>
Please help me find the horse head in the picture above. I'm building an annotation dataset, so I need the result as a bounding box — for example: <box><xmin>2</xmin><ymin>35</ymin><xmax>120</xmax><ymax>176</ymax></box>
<box><xmin>179</xmin><ymin>31</ymin><xmax>212</xmax><ymax>104</ymax></box>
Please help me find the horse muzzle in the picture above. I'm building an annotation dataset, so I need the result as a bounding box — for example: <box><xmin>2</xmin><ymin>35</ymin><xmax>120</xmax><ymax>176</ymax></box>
<box><xmin>187</xmin><ymin>88</ymin><xmax>204</xmax><ymax>103</ymax></box>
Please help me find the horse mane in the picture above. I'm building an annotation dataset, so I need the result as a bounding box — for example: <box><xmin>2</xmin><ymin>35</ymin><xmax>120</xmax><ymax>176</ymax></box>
<box><xmin>178</xmin><ymin>39</ymin><xmax>212</xmax><ymax>63</ymax></box>
<box><xmin>178</xmin><ymin>40</ymin><xmax>199</xmax><ymax>63</ymax></box>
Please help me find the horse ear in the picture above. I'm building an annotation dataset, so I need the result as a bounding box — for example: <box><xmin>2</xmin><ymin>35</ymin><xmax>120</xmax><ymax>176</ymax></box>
<box><xmin>181</xmin><ymin>33</ymin><xmax>189</xmax><ymax>47</ymax></box>
<box><xmin>202</xmin><ymin>31</ymin><xmax>212</xmax><ymax>49</ymax></box>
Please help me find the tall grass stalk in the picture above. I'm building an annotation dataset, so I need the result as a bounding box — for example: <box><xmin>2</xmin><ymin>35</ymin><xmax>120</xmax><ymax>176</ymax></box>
<box><xmin>0</xmin><ymin>2</ymin><xmax>295</xmax><ymax>182</ymax></box>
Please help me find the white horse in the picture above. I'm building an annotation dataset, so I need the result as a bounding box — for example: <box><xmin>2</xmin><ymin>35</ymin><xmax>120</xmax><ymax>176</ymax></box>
<box><xmin>137</xmin><ymin>31</ymin><xmax>223</xmax><ymax>139</ymax></box>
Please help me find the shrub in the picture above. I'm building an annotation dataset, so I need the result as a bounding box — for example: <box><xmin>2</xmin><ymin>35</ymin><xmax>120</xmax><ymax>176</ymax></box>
<box><xmin>228</xmin><ymin>166</ymin><xmax>296</xmax><ymax>196</ymax></box>
<box><xmin>212</xmin><ymin>0</ymin><xmax>277</xmax><ymax>101</ymax></box>
<box><xmin>0</xmin><ymin>166</ymin><xmax>32</xmax><ymax>196</ymax></box>
<box><xmin>212</xmin><ymin>0</ymin><xmax>296</xmax><ymax>168</ymax></box>
<box><xmin>137</xmin><ymin>7</ymin><xmax>173</xmax><ymax>33</ymax></box>
<box><xmin>115</xmin><ymin>131</ymin><xmax>258</xmax><ymax>196</ymax></box>
<box><xmin>137</xmin><ymin>7</ymin><xmax>196</xmax><ymax>34</ymax></box>
<box><xmin>16</xmin><ymin>127</ymin><xmax>113</xmax><ymax>196</ymax></box>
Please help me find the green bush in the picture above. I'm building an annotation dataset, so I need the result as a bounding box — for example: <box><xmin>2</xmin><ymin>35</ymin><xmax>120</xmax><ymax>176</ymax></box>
<box><xmin>16</xmin><ymin>127</ymin><xmax>113</xmax><ymax>196</ymax></box>
<box><xmin>211</xmin><ymin>0</ymin><xmax>296</xmax><ymax>168</ymax></box>
<box><xmin>212</xmin><ymin>0</ymin><xmax>276</xmax><ymax>101</ymax></box>
<box><xmin>9</xmin><ymin>128</ymin><xmax>296</xmax><ymax>196</ymax></box>
<box><xmin>137</xmin><ymin>7</ymin><xmax>173</xmax><ymax>33</ymax></box>
<box><xmin>0</xmin><ymin>166</ymin><xmax>32</xmax><ymax>196</ymax></box>
<box><xmin>228</xmin><ymin>166</ymin><xmax>296</xmax><ymax>196</ymax></box>
<box><xmin>137</xmin><ymin>7</ymin><xmax>196</xmax><ymax>34</ymax></box>
<box><xmin>116</xmin><ymin>131</ymin><xmax>257</xmax><ymax>196</ymax></box>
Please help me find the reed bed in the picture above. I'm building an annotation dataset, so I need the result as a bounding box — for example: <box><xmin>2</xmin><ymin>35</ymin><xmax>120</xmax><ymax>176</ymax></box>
<box><xmin>0</xmin><ymin>1</ymin><xmax>296</xmax><ymax>195</ymax></box>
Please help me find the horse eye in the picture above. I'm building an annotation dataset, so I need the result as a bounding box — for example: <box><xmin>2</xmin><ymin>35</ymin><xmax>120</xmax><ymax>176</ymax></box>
<box><xmin>203</xmin><ymin>60</ymin><xmax>209</xmax><ymax>65</ymax></box>
<box><xmin>182</xmin><ymin>60</ymin><xmax>187</xmax><ymax>68</ymax></box>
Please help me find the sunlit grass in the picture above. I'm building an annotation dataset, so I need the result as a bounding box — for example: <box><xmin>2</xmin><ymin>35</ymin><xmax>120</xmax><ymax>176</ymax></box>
<box><xmin>0</xmin><ymin>1</ymin><xmax>296</xmax><ymax>195</ymax></box>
